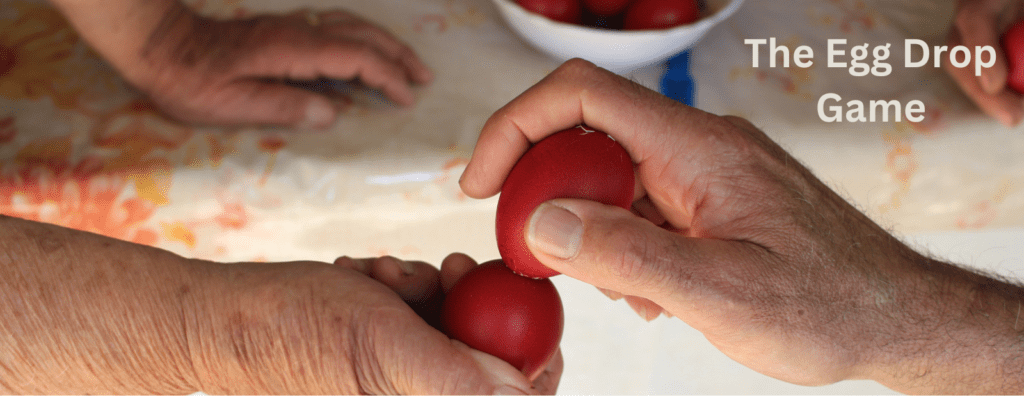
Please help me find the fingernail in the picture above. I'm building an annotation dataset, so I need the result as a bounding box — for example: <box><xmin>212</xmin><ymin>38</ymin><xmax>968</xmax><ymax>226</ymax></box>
<box><xmin>998</xmin><ymin>108</ymin><xmax>1021</xmax><ymax>127</ymax></box>
<box><xmin>399</xmin><ymin>260</ymin><xmax>416</xmax><ymax>277</ymax></box>
<box><xmin>601</xmin><ymin>288</ymin><xmax>624</xmax><ymax>300</ymax></box>
<box><xmin>638</xmin><ymin>305</ymin><xmax>651</xmax><ymax>321</ymax></box>
<box><xmin>303</xmin><ymin>98</ymin><xmax>335</xmax><ymax>129</ymax></box>
<box><xmin>527</xmin><ymin>202</ymin><xmax>583</xmax><ymax>259</ymax></box>
<box><xmin>493</xmin><ymin>385</ymin><xmax>528</xmax><ymax>396</ymax></box>
<box><xmin>1010</xmin><ymin>108</ymin><xmax>1024</xmax><ymax>127</ymax></box>
<box><xmin>460</xmin><ymin>343</ymin><xmax>533</xmax><ymax>395</ymax></box>
<box><xmin>347</xmin><ymin>258</ymin><xmax>373</xmax><ymax>274</ymax></box>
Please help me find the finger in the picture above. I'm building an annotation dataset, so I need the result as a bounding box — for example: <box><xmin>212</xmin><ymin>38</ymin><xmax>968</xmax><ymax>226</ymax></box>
<box><xmin>369</xmin><ymin>256</ymin><xmax>445</xmax><ymax>328</ymax></box>
<box><xmin>523</xmin><ymin>198</ymin><xmax>765</xmax><ymax>322</ymax></box>
<box><xmin>945</xmin><ymin>32</ymin><xmax>1024</xmax><ymax>126</ymax></box>
<box><xmin>334</xmin><ymin>256</ymin><xmax>373</xmax><ymax>274</ymax></box>
<box><xmin>631</xmin><ymin>196</ymin><xmax>667</xmax><ymax>227</ymax></box>
<box><xmin>323</xmin><ymin>42</ymin><xmax>419</xmax><ymax>106</ymax></box>
<box><xmin>320</xmin><ymin>19</ymin><xmax>434</xmax><ymax>84</ymax></box>
<box><xmin>598</xmin><ymin>287</ymin><xmax>624</xmax><ymax>301</ymax></box>
<box><xmin>530</xmin><ymin>349</ymin><xmax>563</xmax><ymax>395</ymax></box>
<box><xmin>723</xmin><ymin>114</ymin><xmax>763</xmax><ymax>134</ymax></box>
<box><xmin>239</xmin><ymin>36</ymin><xmax>418</xmax><ymax>106</ymax></box>
<box><xmin>456</xmin><ymin>341</ymin><xmax>535</xmax><ymax>395</ymax></box>
<box><xmin>598</xmin><ymin>286</ymin><xmax>667</xmax><ymax>320</ymax></box>
<box><xmin>439</xmin><ymin>252</ymin><xmax>479</xmax><ymax>293</ymax></box>
<box><xmin>458</xmin><ymin>58</ymin><xmax>710</xmax><ymax>200</ymax></box>
<box><xmin>318</xmin><ymin>10</ymin><xmax>362</xmax><ymax>25</ymax></box>
<box><xmin>372</xmin><ymin>323</ymin><xmax>535</xmax><ymax>394</ymax></box>
<box><xmin>169</xmin><ymin>80</ymin><xmax>340</xmax><ymax>128</ymax></box>
<box><xmin>623</xmin><ymin>295</ymin><xmax>665</xmax><ymax>322</ymax></box>
<box><xmin>363</xmin><ymin>256</ymin><xmax>441</xmax><ymax>301</ymax></box>
<box><xmin>334</xmin><ymin>256</ymin><xmax>444</xmax><ymax>327</ymax></box>
<box><xmin>953</xmin><ymin>1</ymin><xmax>1008</xmax><ymax>94</ymax></box>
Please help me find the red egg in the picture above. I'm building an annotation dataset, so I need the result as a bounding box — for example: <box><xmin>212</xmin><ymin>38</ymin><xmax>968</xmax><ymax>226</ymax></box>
<box><xmin>1002</xmin><ymin>20</ymin><xmax>1024</xmax><ymax>94</ymax></box>
<box><xmin>623</xmin><ymin>0</ymin><xmax>699</xmax><ymax>30</ymax></box>
<box><xmin>515</xmin><ymin>0</ymin><xmax>583</xmax><ymax>24</ymax></box>
<box><xmin>440</xmin><ymin>260</ymin><xmax>564</xmax><ymax>379</ymax></box>
<box><xmin>582</xmin><ymin>0</ymin><xmax>633</xmax><ymax>17</ymax></box>
<box><xmin>496</xmin><ymin>125</ymin><xmax>634</xmax><ymax>279</ymax></box>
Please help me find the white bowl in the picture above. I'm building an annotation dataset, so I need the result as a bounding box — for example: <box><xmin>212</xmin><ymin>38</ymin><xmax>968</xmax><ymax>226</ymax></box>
<box><xmin>492</xmin><ymin>0</ymin><xmax>745</xmax><ymax>74</ymax></box>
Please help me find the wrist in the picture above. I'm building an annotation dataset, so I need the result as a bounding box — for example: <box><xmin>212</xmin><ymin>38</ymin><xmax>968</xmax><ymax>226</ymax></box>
<box><xmin>181</xmin><ymin>261</ymin><xmax>365</xmax><ymax>394</ymax></box>
<box><xmin>862</xmin><ymin>254</ymin><xmax>1024</xmax><ymax>394</ymax></box>
<box><xmin>48</xmin><ymin>0</ymin><xmax>195</xmax><ymax>91</ymax></box>
<box><xmin>0</xmin><ymin>215</ymin><xmax>204</xmax><ymax>393</ymax></box>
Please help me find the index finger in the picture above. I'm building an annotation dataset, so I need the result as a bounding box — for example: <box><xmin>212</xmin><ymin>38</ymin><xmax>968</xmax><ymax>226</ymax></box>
<box><xmin>953</xmin><ymin>0</ymin><xmax>1010</xmax><ymax>94</ymax></box>
<box><xmin>458</xmin><ymin>58</ymin><xmax>710</xmax><ymax>199</ymax></box>
<box><xmin>945</xmin><ymin>29</ymin><xmax>1024</xmax><ymax>126</ymax></box>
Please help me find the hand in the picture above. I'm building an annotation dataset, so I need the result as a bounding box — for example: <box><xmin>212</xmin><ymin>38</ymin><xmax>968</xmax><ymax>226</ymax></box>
<box><xmin>140</xmin><ymin>7</ymin><xmax>433</xmax><ymax>128</ymax></box>
<box><xmin>945</xmin><ymin>0</ymin><xmax>1024</xmax><ymax>126</ymax></box>
<box><xmin>459</xmin><ymin>59</ymin><xmax>1024</xmax><ymax>394</ymax></box>
<box><xmin>0</xmin><ymin>214</ymin><xmax>555</xmax><ymax>395</ymax></box>
<box><xmin>331</xmin><ymin>253</ymin><xmax>563</xmax><ymax>394</ymax></box>
<box><xmin>52</xmin><ymin>0</ymin><xmax>433</xmax><ymax>128</ymax></box>
<box><xmin>187</xmin><ymin>254</ymin><xmax>560</xmax><ymax>394</ymax></box>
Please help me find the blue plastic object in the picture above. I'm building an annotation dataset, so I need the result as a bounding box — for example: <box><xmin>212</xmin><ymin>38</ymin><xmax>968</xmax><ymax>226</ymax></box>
<box><xmin>659</xmin><ymin>50</ymin><xmax>695</xmax><ymax>106</ymax></box>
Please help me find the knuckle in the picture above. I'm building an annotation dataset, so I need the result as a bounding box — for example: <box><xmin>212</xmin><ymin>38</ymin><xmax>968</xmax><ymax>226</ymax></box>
<box><xmin>722</xmin><ymin>115</ymin><xmax>758</xmax><ymax>133</ymax></box>
<box><xmin>554</xmin><ymin>58</ymin><xmax>599</xmax><ymax>79</ymax></box>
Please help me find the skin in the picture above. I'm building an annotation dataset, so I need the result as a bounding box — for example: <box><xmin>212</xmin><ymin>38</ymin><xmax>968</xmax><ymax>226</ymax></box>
<box><xmin>945</xmin><ymin>0</ymin><xmax>1024</xmax><ymax>126</ymax></box>
<box><xmin>46</xmin><ymin>0</ymin><xmax>434</xmax><ymax>128</ymax></box>
<box><xmin>460</xmin><ymin>59</ymin><xmax>1024</xmax><ymax>394</ymax></box>
<box><xmin>0</xmin><ymin>214</ymin><xmax>562</xmax><ymax>394</ymax></box>
<box><xmin>2</xmin><ymin>1</ymin><xmax>562</xmax><ymax>394</ymax></box>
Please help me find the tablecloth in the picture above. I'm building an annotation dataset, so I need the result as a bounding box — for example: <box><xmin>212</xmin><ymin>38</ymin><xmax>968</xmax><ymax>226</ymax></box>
<box><xmin>2</xmin><ymin>0</ymin><xmax>1018</xmax><ymax>395</ymax></box>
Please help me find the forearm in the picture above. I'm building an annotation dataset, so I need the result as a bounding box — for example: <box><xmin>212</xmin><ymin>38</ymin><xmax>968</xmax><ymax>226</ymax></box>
<box><xmin>867</xmin><ymin>254</ymin><xmax>1024</xmax><ymax>394</ymax></box>
<box><xmin>0</xmin><ymin>215</ymin><xmax>201</xmax><ymax>394</ymax></box>
<box><xmin>46</xmin><ymin>0</ymin><xmax>190</xmax><ymax>88</ymax></box>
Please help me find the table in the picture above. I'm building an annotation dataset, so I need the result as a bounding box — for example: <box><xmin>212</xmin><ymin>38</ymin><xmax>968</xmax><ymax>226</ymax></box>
<box><xmin>2</xmin><ymin>0</ymin><xmax>1021</xmax><ymax>395</ymax></box>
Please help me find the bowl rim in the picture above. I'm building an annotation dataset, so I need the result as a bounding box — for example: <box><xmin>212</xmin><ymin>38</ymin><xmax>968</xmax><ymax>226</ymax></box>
<box><xmin>490</xmin><ymin>0</ymin><xmax>747</xmax><ymax>38</ymax></box>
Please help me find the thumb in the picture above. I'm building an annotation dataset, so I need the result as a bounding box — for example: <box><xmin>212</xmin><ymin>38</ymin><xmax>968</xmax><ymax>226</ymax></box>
<box><xmin>951</xmin><ymin>7</ymin><xmax>1007</xmax><ymax>95</ymax></box>
<box><xmin>376</xmin><ymin>331</ymin><xmax>536</xmax><ymax>395</ymax></box>
<box><xmin>524</xmin><ymin>198</ymin><xmax>740</xmax><ymax>304</ymax></box>
<box><xmin>363</xmin><ymin>308</ymin><xmax>535</xmax><ymax>395</ymax></box>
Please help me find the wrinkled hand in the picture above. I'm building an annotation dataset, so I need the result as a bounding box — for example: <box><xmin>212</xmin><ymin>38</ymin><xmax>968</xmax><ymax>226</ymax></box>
<box><xmin>945</xmin><ymin>0</ymin><xmax>1024</xmax><ymax>126</ymax></box>
<box><xmin>124</xmin><ymin>6</ymin><xmax>432</xmax><ymax>128</ymax></box>
<box><xmin>0</xmin><ymin>213</ymin><xmax>555</xmax><ymax>395</ymax></box>
<box><xmin>459</xmin><ymin>59</ymin><xmax>1024</xmax><ymax>394</ymax></box>
<box><xmin>332</xmin><ymin>253</ymin><xmax>563</xmax><ymax>394</ymax></box>
<box><xmin>187</xmin><ymin>254</ymin><xmax>559</xmax><ymax>395</ymax></box>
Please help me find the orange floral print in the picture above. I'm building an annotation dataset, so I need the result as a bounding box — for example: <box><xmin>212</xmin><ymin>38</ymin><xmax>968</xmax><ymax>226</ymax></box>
<box><xmin>0</xmin><ymin>157</ymin><xmax>160</xmax><ymax>245</ymax></box>
<box><xmin>0</xmin><ymin>96</ymin><xmax>190</xmax><ymax>246</ymax></box>
<box><xmin>213</xmin><ymin>202</ymin><xmax>248</xmax><ymax>230</ymax></box>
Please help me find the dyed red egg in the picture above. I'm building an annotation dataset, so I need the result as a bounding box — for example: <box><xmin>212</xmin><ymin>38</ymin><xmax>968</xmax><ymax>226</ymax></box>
<box><xmin>496</xmin><ymin>125</ymin><xmax>634</xmax><ymax>278</ymax></box>
<box><xmin>440</xmin><ymin>259</ymin><xmax>564</xmax><ymax>379</ymax></box>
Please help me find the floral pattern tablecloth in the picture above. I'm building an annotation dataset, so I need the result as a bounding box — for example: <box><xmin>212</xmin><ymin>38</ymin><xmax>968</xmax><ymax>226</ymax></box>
<box><xmin>1</xmin><ymin>0</ymin><xmax>1010</xmax><ymax>394</ymax></box>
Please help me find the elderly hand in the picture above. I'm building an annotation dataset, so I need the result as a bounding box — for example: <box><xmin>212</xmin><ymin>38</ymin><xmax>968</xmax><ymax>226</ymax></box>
<box><xmin>331</xmin><ymin>253</ymin><xmax>563</xmax><ymax>395</ymax></box>
<box><xmin>0</xmin><ymin>214</ymin><xmax>557</xmax><ymax>395</ymax></box>
<box><xmin>186</xmin><ymin>254</ymin><xmax>558</xmax><ymax>395</ymax></box>
<box><xmin>945</xmin><ymin>0</ymin><xmax>1024</xmax><ymax>126</ymax></box>
<box><xmin>51</xmin><ymin>0</ymin><xmax>433</xmax><ymax>128</ymax></box>
<box><xmin>459</xmin><ymin>59</ymin><xmax>1024</xmax><ymax>394</ymax></box>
